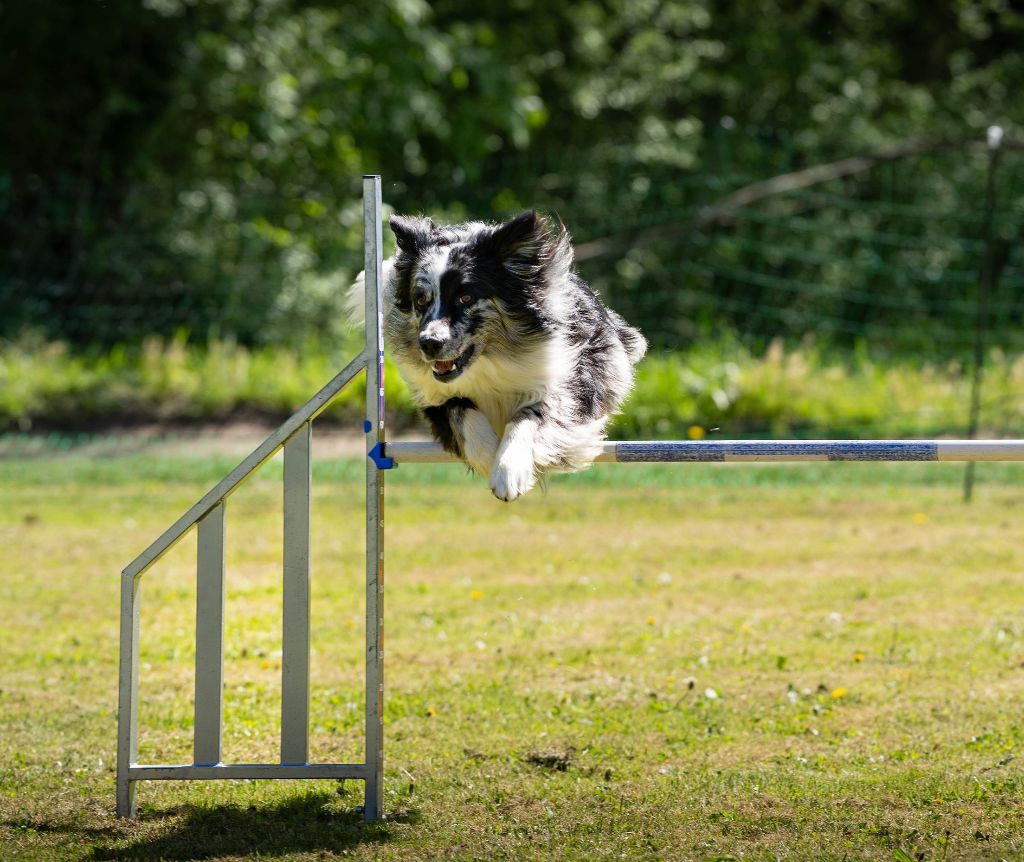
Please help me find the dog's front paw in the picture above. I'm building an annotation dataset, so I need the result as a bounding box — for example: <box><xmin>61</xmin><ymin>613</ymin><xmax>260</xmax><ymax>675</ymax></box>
<box><xmin>490</xmin><ymin>452</ymin><xmax>536</xmax><ymax>502</ymax></box>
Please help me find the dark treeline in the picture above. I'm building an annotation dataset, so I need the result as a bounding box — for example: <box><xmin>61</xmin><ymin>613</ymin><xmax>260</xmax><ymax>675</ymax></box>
<box><xmin>2</xmin><ymin>0</ymin><xmax>1023</xmax><ymax>349</ymax></box>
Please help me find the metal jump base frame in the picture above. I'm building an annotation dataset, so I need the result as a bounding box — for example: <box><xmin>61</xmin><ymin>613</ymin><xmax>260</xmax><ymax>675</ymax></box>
<box><xmin>117</xmin><ymin>175</ymin><xmax>1024</xmax><ymax>822</ymax></box>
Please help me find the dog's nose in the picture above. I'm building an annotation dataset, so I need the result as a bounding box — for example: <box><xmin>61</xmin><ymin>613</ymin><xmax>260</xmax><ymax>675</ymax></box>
<box><xmin>419</xmin><ymin>333</ymin><xmax>445</xmax><ymax>357</ymax></box>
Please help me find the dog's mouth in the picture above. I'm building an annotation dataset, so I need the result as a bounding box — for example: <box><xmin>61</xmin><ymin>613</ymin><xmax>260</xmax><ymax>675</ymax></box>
<box><xmin>430</xmin><ymin>344</ymin><xmax>476</xmax><ymax>381</ymax></box>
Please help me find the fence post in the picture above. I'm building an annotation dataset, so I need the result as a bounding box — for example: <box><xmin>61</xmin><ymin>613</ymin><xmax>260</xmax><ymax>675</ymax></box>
<box><xmin>281</xmin><ymin>422</ymin><xmax>312</xmax><ymax>765</ymax></box>
<box><xmin>194</xmin><ymin>503</ymin><xmax>227</xmax><ymax>766</ymax></box>
<box><xmin>116</xmin><ymin>573</ymin><xmax>141</xmax><ymax>817</ymax></box>
<box><xmin>963</xmin><ymin>126</ymin><xmax>1004</xmax><ymax>503</ymax></box>
<box><xmin>363</xmin><ymin>175</ymin><xmax>386</xmax><ymax>822</ymax></box>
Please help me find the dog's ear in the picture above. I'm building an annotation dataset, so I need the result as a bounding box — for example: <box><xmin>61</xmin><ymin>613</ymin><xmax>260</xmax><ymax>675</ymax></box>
<box><xmin>485</xmin><ymin>211</ymin><xmax>538</xmax><ymax>258</ymax></box>
<box><xmin>389</xmin><ymin>215</ymin><xmax>434</xmax><ymax>255</ymax></box>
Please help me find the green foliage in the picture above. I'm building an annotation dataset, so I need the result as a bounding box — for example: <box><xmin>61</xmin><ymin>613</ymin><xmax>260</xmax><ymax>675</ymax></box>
<box><xmin>2</xmin><ymin>0</ymin><xmax>1023</xmax><ymax>348</ymax></box>
<box><xmin>2</xmin><ymin>0</ymin><xmax>542</xmax><ymax>344</ymax></box>
<box><xmin>5</xmin><ymin>336</ymin><xmax>1024</xmax><ymax>440</ymax></box>
<box><xmin>0</xmin><ymin>332</ymin><xmax>375</xmax><ymax>428</ymax></box>
<box><xmin>613</xmin><ymin>339</ymin><xmax>994</xmax><ymax>440</ymax></box>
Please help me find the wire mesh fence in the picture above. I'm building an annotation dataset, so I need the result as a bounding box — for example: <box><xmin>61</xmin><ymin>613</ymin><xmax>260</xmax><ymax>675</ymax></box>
<box><xmin>479</xmin><ymin>138</ymin><xmax>1024</xmax><ymax>357</ymax></box>
<box><xmin>2</xmin><ymin>129</ymin><xmax>1022</xmax><ymax>440</ymax></box>
<box><xmin>4</xmin><ymin>130</ymin><xmax>1022</xmax><ymax>356</ymax></box>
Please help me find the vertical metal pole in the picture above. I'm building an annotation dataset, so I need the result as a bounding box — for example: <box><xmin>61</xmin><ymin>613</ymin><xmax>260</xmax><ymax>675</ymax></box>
<box><xmin>116</xmin><ymin>573</ymin><xmax>141</xmax><ymax>818</ymax></box>
<box><xmin>194</xmin><ymin>502</ymin><xmax>226</xmax><ymax>765</ymax></box>
<box><xmin>963</xmin><ymin>126</ymin><xmax>1003</xmax><ymax>503</ymax></box>
<box><xmin>363</xmin><ymin>175</ymin><xmax>386</xmax><ymax>822</ymax></box>
<box><xmin>282</xmin><ymin>423</ymin><xmax>312</xmax><ymax>764</ymax></box>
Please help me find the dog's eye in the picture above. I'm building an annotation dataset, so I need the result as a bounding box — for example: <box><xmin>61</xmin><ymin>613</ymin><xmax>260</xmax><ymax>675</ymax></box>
<box><xmin>414</xmin><ymin>294</ymin><xmax>429</xmax><ymax>309</ymax></box>
<box><xmin>457</xmin><ymin>294</ymin><xmax>473</xmax><ymax>306</ymax></box>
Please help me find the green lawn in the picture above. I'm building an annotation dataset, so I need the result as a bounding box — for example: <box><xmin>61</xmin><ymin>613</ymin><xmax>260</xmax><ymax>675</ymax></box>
<box><xmin>2</xmin><ymin>450</ymin><xmax>1024</xmax><ymax>860</ymax></box>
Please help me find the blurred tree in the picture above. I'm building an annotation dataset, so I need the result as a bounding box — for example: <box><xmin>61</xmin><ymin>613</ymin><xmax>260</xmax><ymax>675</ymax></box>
<box><xmin>0</xmin><ymin>0</ymin><xmax>185</xmax><ymax>184</ymax></box>
<box><xmin>1</xmin><ymin>0</ymin><xmax>1021</xmax><ymax>345</ymax></box>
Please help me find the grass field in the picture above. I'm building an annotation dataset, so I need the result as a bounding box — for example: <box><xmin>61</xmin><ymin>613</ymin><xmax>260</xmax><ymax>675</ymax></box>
<box><xmin>2</xmin><ymin>449</ymin><xmax>1024</xmax><ymax>860</ymax></box>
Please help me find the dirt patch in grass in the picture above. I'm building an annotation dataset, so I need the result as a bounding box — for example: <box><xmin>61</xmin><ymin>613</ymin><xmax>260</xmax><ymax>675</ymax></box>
<box><xmin>523</xmin><ymin>746</ymin><xmax>576</xmax><ymax>772</ymax></box>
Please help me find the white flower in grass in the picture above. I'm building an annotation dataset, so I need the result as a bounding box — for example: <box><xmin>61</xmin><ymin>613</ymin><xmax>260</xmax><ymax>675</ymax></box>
<box><xmin>704</xmin><ymin>688</ymin><xmax>719</xmax><ymax>700</ymax></box>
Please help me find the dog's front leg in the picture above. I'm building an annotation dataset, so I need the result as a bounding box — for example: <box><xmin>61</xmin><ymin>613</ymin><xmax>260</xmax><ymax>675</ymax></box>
<box><xmin>422</xmin><ymin>397</ymin><xmax>498</xmax><ymax>477</ymax></box>
<box><xmin>490</xmin><ymin>406</ymin><xmax>542</xmax><ymax>502</ymax></box>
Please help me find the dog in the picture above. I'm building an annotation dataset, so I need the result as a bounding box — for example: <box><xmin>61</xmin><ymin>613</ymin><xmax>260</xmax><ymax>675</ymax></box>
<box><xmin>347</xmin><ymin>210</ymin><xmax>646</xmax><ymax>501</ymax></box>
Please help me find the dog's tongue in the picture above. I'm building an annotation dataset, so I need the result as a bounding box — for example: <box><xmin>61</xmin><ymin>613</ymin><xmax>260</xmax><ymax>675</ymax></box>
<box><xmin>434</xmin><ymin>359</ymin><xmax>455</xmax><ymax>374</ymax></box>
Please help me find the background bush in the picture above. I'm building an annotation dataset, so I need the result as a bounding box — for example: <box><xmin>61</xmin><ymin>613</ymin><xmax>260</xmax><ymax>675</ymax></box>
<box><xmin>2</xmin><ymin>0</ymin><xmax>1023</xmax><ymax>349</ymax></box>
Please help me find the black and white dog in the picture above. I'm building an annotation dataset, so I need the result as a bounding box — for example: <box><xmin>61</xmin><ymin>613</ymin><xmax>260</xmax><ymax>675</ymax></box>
<box><xmin>348</xmin><ymin>210</ymin><xmax>646</xmax><ymax>501</ymax></box>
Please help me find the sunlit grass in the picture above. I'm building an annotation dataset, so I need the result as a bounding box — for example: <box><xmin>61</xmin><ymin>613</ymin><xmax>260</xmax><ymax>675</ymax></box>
<box><xmin>2</xmin><ymin>452</ymin><xmax>1024</xmax><ymax>859</ymax></box>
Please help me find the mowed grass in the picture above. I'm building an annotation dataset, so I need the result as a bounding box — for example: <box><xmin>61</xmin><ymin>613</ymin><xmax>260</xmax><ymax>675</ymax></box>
<box><xmin>2</xmin><ymin>451</ymin><xmax>1024</xmax><ymax>860</ymax></box>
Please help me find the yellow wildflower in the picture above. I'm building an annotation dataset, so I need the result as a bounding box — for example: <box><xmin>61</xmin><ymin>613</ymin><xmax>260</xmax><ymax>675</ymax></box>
<box><xmin>831</xmin><ymin>687</ymin><xmax>848</xmax><ymax>699</ymax></box>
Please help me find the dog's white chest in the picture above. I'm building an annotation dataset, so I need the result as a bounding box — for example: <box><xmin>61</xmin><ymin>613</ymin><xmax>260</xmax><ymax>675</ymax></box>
<box><xmin>397</xmin><ymin>356</ymin><xmax>543</xmax><ymax>437</ymax></box>
<box><xmin>466</xmin><ymin>393</ymin><xmax>519</xmax><ymax>437</ymax></box>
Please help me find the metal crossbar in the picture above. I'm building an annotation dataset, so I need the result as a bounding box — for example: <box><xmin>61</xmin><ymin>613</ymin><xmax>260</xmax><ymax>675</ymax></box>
<box><xmin>386</xmin><ymin>439</ymin><xmax>1024</xmax><ymax>464</ymax></box>
<box><xmin>117</xmin><ymin>172</ymin><xmax>1024</xmax><ymax>824</ymax></box>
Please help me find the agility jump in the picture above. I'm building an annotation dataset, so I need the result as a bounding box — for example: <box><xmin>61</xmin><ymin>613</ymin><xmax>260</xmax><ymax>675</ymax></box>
<box><xmin>116</xmin><ymin>175</ymin><xmax>1024</xmax><ymax>822</ymax></box>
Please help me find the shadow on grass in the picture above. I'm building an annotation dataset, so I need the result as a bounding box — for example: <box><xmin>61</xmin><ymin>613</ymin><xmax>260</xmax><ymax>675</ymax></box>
<box><xmin>91</xmin><ymin>792</ymin><xmax>410</xmax><ymax>860</ymax></box>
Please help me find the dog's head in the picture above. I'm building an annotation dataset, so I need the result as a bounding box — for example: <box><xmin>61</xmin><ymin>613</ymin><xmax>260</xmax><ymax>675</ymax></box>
<box><xmin>388</xmin><ymin>210</ymin><xmax>570</xmax><ymax>382</ymax></box>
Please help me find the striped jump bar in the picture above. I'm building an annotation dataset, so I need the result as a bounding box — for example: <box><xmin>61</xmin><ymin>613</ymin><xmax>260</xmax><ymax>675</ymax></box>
<box><xmin>387</xmin><ymin>439</ymin><xmax>1024</xmax><ymax>464</ymax></box>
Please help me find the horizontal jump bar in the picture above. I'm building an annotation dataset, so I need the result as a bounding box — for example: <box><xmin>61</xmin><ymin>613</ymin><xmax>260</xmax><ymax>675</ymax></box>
<box><xmin>129</xmin><ymin>763</ymin><xmax>367</xmax><ymax>781</ymax></box>
<box><xmin>387</xmin><ymin>439</ymin><xmax>1024</xmax><ymax>464</ymax></box>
